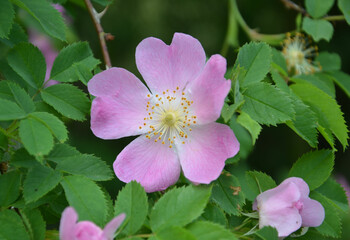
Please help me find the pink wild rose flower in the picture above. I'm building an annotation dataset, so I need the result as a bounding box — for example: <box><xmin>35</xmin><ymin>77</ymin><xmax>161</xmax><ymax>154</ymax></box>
<box><xmin>253</xmin><ymin>177</ymin><xmax>325</xmax><ymax>237</ymax></box>
<box><xmin>59</xmin><ymin>207</ymin><xmax>125</xmax><ymax>240</ymax></box>
<box><xmin>88</xmin><ymin>33</ymin><xmax>240</xmax><ymax>192</ymax></box>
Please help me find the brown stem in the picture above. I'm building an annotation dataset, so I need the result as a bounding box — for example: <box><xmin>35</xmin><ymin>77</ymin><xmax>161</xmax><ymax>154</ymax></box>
<box><xmin>84</xmin><ymin>0</ymin><xmax>112</xmax><ymax>68</ymax></box>
<box><xmin>280</xmin><ymin>0</ymin><xmax>309</xmax><ymax>16</ymax></box>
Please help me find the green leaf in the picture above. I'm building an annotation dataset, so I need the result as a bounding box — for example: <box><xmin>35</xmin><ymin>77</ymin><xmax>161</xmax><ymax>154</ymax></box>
<box><xmin>156</xmin><ymin>226</ymin><xmax>197</xmax><ymax>240</ymax></box>
<box><xmin>21</xmin><ymin>209</ymin><xmax>46</xmax><ymax>240</ymax></box>
<box><xmin>47</xmin><ymin>143</ymin><xmax>80</xmax><ymax>161</ymax></box>
<box><xmin>92</xmin><ymin>0</ymin><xmax>112</xmax><ymax>6</ymax></box>
<box><xmin>0</xmin><ymin>131</ymin><xmax>8</xmax><ymax>150</ymax></box>
<box><xmin>288</xmin><ymin>150</ymin><xmax>334</xmax><ymax>190</ymax></box>
<box><xmin>242</xmin><ymin>82</ymin><xmax>295</xmax><ymax>125</ymax></box>
<box><xmin>0</xmin><ymin>22</ymin><xmax>27</xmax><ymax>47</ymax></box>
<box><xmin>316</xmin><ymin>52</ymin><xmax>341</xmax><ymax>72</ymax></box>
<box><xmin>188</xmin><ymin>221</ymin><xmax>238</xmax><ymax>240</ymax></box>
<box><xmin>114</xmin><ymin>181</ymin><xmax>148</xmax><ymax>235</ymax></box>
<box><xmin>328</xmin><ymin>71</ymin><xmax>350</xmax><ymax>97</ymax></box>
<box><xmin>237</xmin><ymin>111</ymin><xmax>261</xmax><ymax>144</ymax></box>
<box><xmin>7</xmin><ymin>81</ymin><xmax>36</xmax><ymax>113</ymax></box>
<box><xmin>305</xmin><ymin>0</ymin><xmax>334</xmax><ymax>18</ymax></box>
<box><xmin>19</xmin><ymin>117</ymin><xmax>54</xmax><ymax>156</ymax></box>
<box><xmin>7</xmin><ymin>42</ymin><xmax>46</xmax><ymax>89</ymax></box>
<box><xmin>12</xmin><ymin>0</ymin><xmax>66</xmax><ymax>41</ymax></box>
<box><xmin>41</xmin><ymin>84</ymin><xmax>90</xmax><ymax>121</ymax></box>
<box><xmin>229</xmin><ymin>116</ymin><xmax>253</xmax><ymax>159</ymax></box>
<box><xmin>0</xmin><ymin>171</ymin><xmax>21</xmax><ymax>207</ymax></box>
<box><xmin>23</xmin><ymin>164</ymin><xmax>62</xmax><ymax>203</ymax></box>
<box><xmin>61</xmin><ymin>175</ymin><xmax>107</xmax><ymax>226</ymax></box>
<box><xmin>270</xmin><ymin>68</ymin><xmax>289</xmax><ymax>93</ymax></box>
<box><xmin>0</xmin><ymin>0</ymin><xmax>15</xmax><ymax>38</ymax></box>
<box><xmin>200</xmin><ymin>203</ymin><xmax>227</xmax><ymax>226</ymax></box>
<box><xmin>0</xmin><ymin>98</ymin><xmax>27</xmax><ymax>120</ymax></box>
<box><xmin>271</xmin><ymin>47</ymin><xmax>288</xmax><ymax>75</ymax></box>
<box><xmin>291</xmin><ymin>74</ymin><xmax>335</xmax><ymax>98</ymax></box>
<box><xmin>316</xmin><ymin>178</ymin><xmax>349</xmax><ymax>212</ymax></box>
<box><xmin>0</xmin><ymin>210</ymin><xmax>30</xmax><ymax>240</ymax></box>
<box><xmin>302</xmin><ymin>17</ymin><xmax>334</xmax><ymax>42</ymax></box>
<box><xmin>221</xmin><ymin>103</ymin><xmax>237</xmax><ymax>123</ymax></box>
<box><xmin>244</xmin><ymin>171</ymin><xmax>276</xmax><ymax>201</ymax></box>
<box><xmin>50</xmin><ymin>42</ymin><xmax>100</xmax><ymax>83</ymax></box>
<box><xmin>11</xmin><ymin>148</ymin><xmax>40</xmax><ymax>168</ymax></box>
<box><xmin>254</xmin><ymin>226</ymin><xmax>278</xmax><ymax>240</ymax></box>
<box><xmin>291</xmin><ymin>83</ymin><xmax>349</xmax><ymax>150</ymax></box>
<box><xmin>29</xmin><ymin>112</ymin><xmax>67</xmax><ymax>142</ymax></box>
<box><xmin>338</xmin><ymin>0</ymin><xmax>350</xmax><ymax>25</ymax></box>
<box><xmin>310</xmin><ymin>192</ymin><xmax>341</xmax><ymax>238</ymax></box>
<box><xmin>150</xmin><ymin>185</ymin><xmax>212</xmax><ymax>231</ymax></box>
<box><xmin>211</xmin><ymin>172</ymin><xmax>245</xmax><ymax>215</ymax></box>
<box><xmin>235</xmin><ymin>42</ymin><xmax>271</xmax><ymax>86</ymax></box>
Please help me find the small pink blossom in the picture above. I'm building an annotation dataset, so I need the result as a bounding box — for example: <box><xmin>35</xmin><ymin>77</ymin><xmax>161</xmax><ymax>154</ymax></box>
<box><xmin>88</xmin><ymin>33</ymin><xmax>239</xmax><ymax>192</ymax></box>
<box><xmin>59</xmin><ymin>207</ymin><xmax>125</xmax><ymax>240</ymax></box>
<box><xmin>253</xmin><ymin>177</ymin><xmax>325</xmax><ymax>237</ymax></box>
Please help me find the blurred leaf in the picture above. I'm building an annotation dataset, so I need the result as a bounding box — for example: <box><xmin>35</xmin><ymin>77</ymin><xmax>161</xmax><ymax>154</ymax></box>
<box><xmin>0</xmin><ymin>23</ymin><xmax>28</xmax><ymax>47</ymax></box>
<box><xmin>270</xmin><ymin>68</ymin><xmax>289</xmax><ymax>93</ymax></box>
<box><xmin>0</xmin><ymin>210</ymin><xmax>30</xmax><ymax>240</ymax></box>
<box><xmin>235</xmin><ymin>42</ymin><xmax>271</xmax><ymax>86</ymax></box>
<box><xmin>0</xmin><ymin>131</ymin><xmax>8</xmax><ymax>150</ymax></box>
<box><xmin>316</xmin><ymin>52</ymin><xmax>341</xmax><ymax>72</ymax></box>
<box><xmin>200</xmin><ymin>203</ymin><xmax>227</xmax><ymax>226</ymax></box>
<box><xmin>338</xmin><ymin>0</ymin><xmax>350</xmax><ymax>25</ymax></box>
<box><xmin>61</xmin><ymin>175</ymin><xmax>107</xmax><ymax>226</ymax></box>
<box><xmin>188</xmin><ymin>221</ymin><xmax>238</xmax><ymax>240</ymax></box>
<box><xmin>254</xmin><ymin>226</ymin><xmax>278</xmax><ymax>240</ymax></box>
<box><xmin>242</xmin><ymin>82</ymin><xmax>295</xmax><ymax>125</ymax></box>
<box><xmin>0</xmin><ymin>171</ymin><xmax>21</xmax><ymax>207</ymax></box>
<box><xmin>237</xmin><ymin>111</ymin><xmax>261</xmax><ymax>144</ymax></box>
<box><xmin>19</xmin><ymin>117</ymin><xmax>54</xmax><ymax>156</ymax></box>
<box><xmin>0</xmin><ymin>0</ymin><xmax>15</xmax><ymax>38</ymax></box>
<box><xmin>12</xmin><ymin>0</ymin><xmax>66</xmax><ymax>41</ymax></box>
<box><xmin>7</xmin><ymin>42</ymin><xmax>46</xmax><ymax>89</ymax></box>
<box><xmin>316</xmin><ymin>178</ymin><xmax>349</xmax><ymax>212</ymax></box>
<box><xmin>21</xmin><ymin>209</ymin><xmax>46</xmax><ymax>240</ymax></box>
<box><xmin>41</xmin><ymin>84</ymin><xmax>90</xmax><ymax>121</ymax></box>
<box><xmin>150</xmin><ymin>185</ymin><xmax>211</xmax><ymax>231</ymax></box>
<box><xmin>156</xmin><ymin>226</ymin><xmax>197</xmax><ymax>240</ymax></box>
<box><xmin>305</xmin><ymin>0</ymin><xmax>334</xmax><ymax>18</ymax></box>
<box><xmin>50</xmin><ymin>42</ymin><xmax>100</xmax><ymax>83</ymax></box>
<box><xmin>271</xmin><ymin>48</ymin><xmax>288</xmax><ymax>75</ymax></box>
<box><xmin>221</xmin><ymin>103</ymin><xmax>236</xmax><ymax>123</ymax></box>
<box><xmin>302</xmin><ymin>17</ymin><xmax>333</xmax><ymax>42</ymax></box>
<box><xmin>291</xmin><ymin>74</ymin><xmax>335</xmax><ymax>98</ymax></box>
<box><xmin>114</xmin><ymin>181</ymin><xmax>148</xmax><ymax>235</ymax></box>
<box><xmin>229</xmin><ymin>116</ymin><xmax>253</xmax><ymax>159</ymax></box>
<box><xmin>244</xmin><ymin>171</ymin><xmax>276</xmax><ymax>201</ymax></box>
<box><xmin>0</xmin><ymin>99</ymin><xmax>26</xmax><ymax>120</ymax></box>
<box><xmin>23</xmin><ymin>165</ymin><xmax>62</xmax><ymax>203</ymax></box>
<box><xmin>92</xmin><ymin>0</ymin><xmax>112</xmax><ymax>6</ymax></box>
<box><xmin>288</xmin><ymin>150</ymin><xmax>334</xmax><ymax>190</ymax></box>
<box><xmin>328</xmin><ymin>71</ymin><xmax>350</xmax><ymax>97</ymax></box>
<box><xmin>11</xmin><ymin>148</ymin><xmax>40</xmax><ymax>168</ymax></box>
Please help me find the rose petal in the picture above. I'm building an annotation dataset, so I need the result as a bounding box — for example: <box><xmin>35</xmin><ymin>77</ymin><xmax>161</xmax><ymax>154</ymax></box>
<box><xmin>186</xmin><ymin>54</ymin><xmax>231</xmax><ymax>124</ymax></box>
<box><xmin>114</xmin><ymin>135</ymin><xmax>181</xmax><ymax>192</ymax></box>
<box><xmin>300</xmin><ymin>197</ymin><xmax>325</xmax><ymax>227</ymax></box>
<box><xmin>59</xmin><ymin>207</ymin><xmax>78</xmax><ymax>240</ymax></box>
<box><xmin>136</xmin><ymin>33</ymin><xmax>206</xmax><ymax>93</ymax></box>
<box><xmin>74</xmin><ymin>221</ymin><xmax>103</xmax><ymax>239</ymax></box>
<box><xmin>177</xmin><ymin>122</ymin><xmax>239</xmax><ymax>184</ymax></box>
<box><xmin>281</xmin><ymin>177</ymin><xmax>310</xmax><ymax>197</ymax></box>
<box><xmin>102</xmin><ymin>213</ymin><xmax>126</xmax><ymax>240</ymax></box>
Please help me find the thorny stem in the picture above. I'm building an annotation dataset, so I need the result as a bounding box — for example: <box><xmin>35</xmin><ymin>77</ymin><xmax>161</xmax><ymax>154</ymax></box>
<box><xmin>84</xmin><ymin>0</ymin><xmax>112</xmax><ymax>69</ymax></box>
<box><xmin>280</xmin><ymin>0</ymin><xmax>308</xmax><ymax>16</ymax></box>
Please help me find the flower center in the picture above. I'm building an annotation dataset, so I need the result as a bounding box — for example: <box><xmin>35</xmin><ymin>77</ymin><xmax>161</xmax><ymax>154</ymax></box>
<box><xmin>293</xmin><ymin>200</ymin><xmax>304</xmax><ymax>212</ymax></box>
<box><xmin>139</xmin><ymin>87</ymin><xmax>197</xmax><ymax>148</ymax></box>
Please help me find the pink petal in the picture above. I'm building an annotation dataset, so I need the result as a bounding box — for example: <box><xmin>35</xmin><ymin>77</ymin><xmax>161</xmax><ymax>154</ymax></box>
<box><xmin>136</xmin><ymin>33</ymin><xmax>206</xmax><ymax>93</ymax></box>
<box><xmin>102</xmin><ymin>213</ymin><xmax>126</xmax><ymax>240</ymax></box>
<box><xmin>281</xmin><ymin>177</ymin><xmax>310</xmax><ymax>197</ymax></box>
<box><xmin>259</xmin><ymin>207</ymin><xmax>302</xmax><ymax>237</ymax></box>
<box><xmin>59</xmin><ymin>207</ymin><xmax>78</xmax><ymax>240</ymax></box>
<box><xmin>114</xmin><ymin>135</ymin><xmax>181</xmax><ymax>192</ymax></box>
<box><xmin>74</xmin><ymin>221</ymin><xmax>103</xmax><ymax>239</ymax></box>
<box><xmin>186</xmin><ymin>55</ymin><xmax>231</xmax><ymax>124</ymax></box>
<box><xmin>177</xmin><ymin>122</ymin><xmax>239</xmax><ymax>184</ymax></box>
<box><xmin>300</xmin><ymin>197</ymin><xmax>325</xmax><ymax>227</ymax></box>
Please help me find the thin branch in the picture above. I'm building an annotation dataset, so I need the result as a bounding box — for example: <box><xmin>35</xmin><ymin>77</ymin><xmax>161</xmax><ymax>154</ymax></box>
<box><xmin>84</xmin><ymin>0</ymin><xmax>112</xmax><ymax>69</ymax></box>
<box><xmin>280</xmin><ymin>0</ymin><xmax>308</xmax><ymax>16</ymax></box>
<box><xmin>323</xmin><ymin>15</ymin><xmax>346</xmax><ymax>21</ymax></box>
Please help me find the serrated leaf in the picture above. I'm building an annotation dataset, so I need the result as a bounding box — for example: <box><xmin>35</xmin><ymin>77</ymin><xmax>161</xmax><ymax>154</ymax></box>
<box><xmin>235</xmin><ymin>42</ymin><xmax>271</xmax><ymax>86</ymax></box>
<box><xmin>23</xmin><ymin>165</ymin><xmax>62</xmax><ymax>203</ymax></box>
<box><xmin>316</xmin><ymin>178</ymin><xmax>349</xmax><ymax>212</ymax></box>
<box><xmin>0</xmin><ymin>0</ymin><xmax>15</xmax><ymax>38</ymax></box>
<box><xmin>156</xmin><ymin>226</ymin><xmax>197</xmax><ymax>240</ymax></box>
<box><xmin>302</xmin><ymin>17</ymin><xmax>333</xmax><ymax>42</ymax></box>
<box><xmin>242</xmin><ymin>82</ymin><xmax>295</xmax><ymax>125</ymax></box>
<box><xmin>7</xmin><ymin>42</ymin><xmax>46</xmax><ymax>89</ymax></box>
<box><xmin>288</xmin><ymin>150</ymin><xmax>334</xmax><ymax>190</ymax></box>
<box><xmin>41</xmin><ymin>84</ymin><xmax>90</xmax><ymax>121</ymax></box>
<box><xmin>237</xmin><ymin>111</ymin><xmax>261</xmax><ymax>144</ymax></box>
<box><xmin>255</xmin><ymin>226</ymin><xmax>278</xmax><ymax>240</ymax></box>
<box><xmin>305</xmin><ymin>0</ymin><xmax>334</xmax><ymax>18</ymax></box>
<box><xmin>0</xmin><ymin>22</ymin><xmax>27</xmax><ymax>47</ymax></box>
<box><xmin>316</xmin><ymin>52</ymin><xmax>341</xmax><ymax>72</ymax></box>
<box><xmin>29</xmin><ymin>112</ymin><xmax>67</xmax><ymax>142</ymax></box>
<box><xmin>114</xmin><ymin>181</ymin><xmax>148</xmax><ymax>235</ymax></box>
<box><xmin>338</xmin><ymin>0</ymin><xmax>350</xmax><ymax>25</ymax></box>
<box><xmin>291</xmin><ymin>83</ymin><xmax>349</xmax><ymax>150</ymax></box>
<box><xmin>0</xmin><ymin>210</ymin><xmax>30</xmax><ymax>240</ymax></box>
<box><xmin>221</xmin><ymin>103</ymin><xmax>236</xmax><ymax>123</ymax></box>
<box><xmin>47</xmin><ymin>143</ymin><xmax>80</xmax><ymax>161</ymax></box>
<box><xmin>12</xmin><ymin>0</ymin><xmax>66</xmax><ymax>41</ymax></box>
<box><xmin>11</xmin><ymin>148</ymin><xmax>40</xmax><ymax>168</ymax></box>
<box><xmin>328</xmin><ymin>71</ymin><xmax>350</xmax><ymax>97</ymax></box>
<box><xmin>50</xmin><ymin>42</ymin><xmax>100</xmax><ymax>83</ymax></box>
<box><xmin>270</xmin><ymin>68</ymin><xmax>289</xmax><ymax>93</ymax></box>
<box><xmin>7</xmin><ymin>81</ymin><xmax>35</xmax><ymax>113</ymax></box>
<box><xmin>150</xmin><ymin>185</ymin><xmax>212</xmax><ymax>231</ymax></box>
<box><xmin>188</xmin><ymin>221</ymin><xmax>238</xmax><ymax>240</ymax></box>
<box><xmin>61</xmin><ymin>175</ymin><xmax>107</xmax><ymax>226</ymax></box>
<box><xmin>21</xmin><ymin>209</ymin><xmax>46</xmax><ymax>240</ymax></box>
<box><xmin>19</xmin><ymin>117</ymin><xmax>54</xmax><ymax>156</ymax></box>
<box><xmin>291</xmin><ymin>74</ymin><xmax>335</xmax><ymax>98</ymax></box>
<box><xmin>0</xmin><ymin>98</ymin><xmax>27</xmax><ymax>120</ymax></box>
<box><xmin>211</xmin><ymin>172</ymin><xmax>245</xmax><ymax>215</ymax></box>
<box><xmin>200</xmin><ymin>203</ymin><xmax>227</xmax><ymax>226</ymax></box>
<box><xmin>244</xmin><ymin>171</ymin><xmax>277</xmax><ymax>202</ymax></box>
<box><xmin>0</xmin><ymin>171</ymin><xmax>21</xmax><ymax>207</ymax></box>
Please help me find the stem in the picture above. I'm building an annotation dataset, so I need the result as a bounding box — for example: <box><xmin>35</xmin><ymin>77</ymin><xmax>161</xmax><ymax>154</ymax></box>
<box><xmin>323</xmin><ymin>15</ymin><xmax>346</xmax><ymax>21</ymax></box>
<box><xmin>221</xmin><ymin>0</ymin><xmax>239</xmax><ymax>56</ymax></box>
<box><xmin>280</xmin><ymin>0</ymin><xmax>308</xmax><ymax>16</ymax></box>
<box><xmin>84</xmin><ymin>0</ymin><xmax>112</xmax><ymax>69</ymax></box>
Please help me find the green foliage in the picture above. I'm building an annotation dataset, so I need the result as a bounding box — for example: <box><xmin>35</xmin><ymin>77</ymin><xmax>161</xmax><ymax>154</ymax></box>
<box><xmin>41</xmin><ymin>84</ymin><xmax>90</xmax><ymax>121</ymax></box>
<box><xmin>316</xmin><ymin>178</ymin><xmax>349</xmax><ymax>212</ymax></box>
<box><xmin>305</xmin><ymin>0</ymin><xmax>334</xmax><ymax>18</ymax></box>
<box><xmin>0</xmin><ymin>23</ymin><xmax>28</xmax><ymax>47</ymax></box>
<box><xmin>291</xmin><ymin>74</ymin><xmax>335</xmax><ymax>98</ymax></box>
<box><xmin>338</xmin><ymin>0</ymin><xmax>350</xmax><ymax>25</ymax></box>
<box><xmin>21</xmin><ymin>209</ymin><xmax>46</xmax><ymax>240</ymax></box>
<box><xmin>200</xmin><ymin>203</ymin><xmax>227</xmax><ymax>226</ymax></box>
<box><xmin>211</xmin><ymin>172</ymin><xmax>245</xmax><ymax>216</ymax></box>
<box><xmin>156</xmin><ymin>226</ymin><xmax>197</xmax><ymax>240</ymax></box>
<box><xmin>0</xmin><ymin>171</ymin><xmax>20</xmax><ymax>207</ymax></box>
<box><xmin>150</xmin><ymin>185</ymin><xmax>212</xmax><ymax>231</ymax></box>
<box><xmin>188</xmin><ymin>221</ymin><xmax>238</xmax><ymax>240</ymax></box>
<box><xmin>244</xmin><ymin>171</ymin><xmax>276</xmax><ymax>201</ymax></box>
<box><xmin>0</xmin><ymin>210</ymin><xmax>30</xmax><ymax>240</ymax></box>
<box><xmin>61</xmin><ymin>175</ymin><xmax>107</xmax><ymax>226</ymax></box>
<box><xmin>221</xmin><ymin>103</ymin><xmax>237</xmax><ymax>123</ymax></box>
<box><xmin>0</xmin><ymin>0</ymin><xmax>15</xmax><ymax>38</ymax></box>
<box><xmin>114</xmin><ymin>181</ymin><xmax>148</xmax><ymax>235</ymax></box>
<box><xmin>5</xmin><ymin>81</ymin><xmax>35</xmax><ymax>113</ymax></box>
<box><xmin>236</xmin><ymin>111</ymin><xmax>261</xmax><ymax>144</ymax></box>
<box><xmin>329</xmin><ymin>71</ymin><xmax>350</xmax><ymax>97</ymax></box>
<box><xmin>316</xmin><ymin>52</ymin><xmax>341</xmax><ymax>72</ymax></box>
<box><xmin>302</xmin><ymin>17</ymin><xmax>334</xmax><ymax>42</ymax></box>
<box><xmin>288</xmin><ymin>150</ymin><xmax>334</xmax><ymax>190</ymax></box>
<box><xmin>0</xmin><ymin>98</ymin><xmax>26</xmax><ymax>120</ymax></box>
<box><xmin>254</xmin><ymin>226</ymin><xmax>278</xmax><ymax>240</ymax></box>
